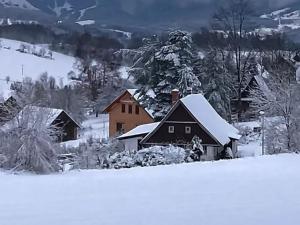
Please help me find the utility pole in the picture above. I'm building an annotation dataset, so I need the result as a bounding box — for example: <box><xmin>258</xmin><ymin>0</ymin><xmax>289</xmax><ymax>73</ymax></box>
<box><xmin>260</xmin><ymin>111</ymin><xmax>265</xmax><ymax>155</ymax></box>
<box><xmin>21</xmin><ymin>64</ymin><xmax>24</xmax><ymax>79</ymax></box>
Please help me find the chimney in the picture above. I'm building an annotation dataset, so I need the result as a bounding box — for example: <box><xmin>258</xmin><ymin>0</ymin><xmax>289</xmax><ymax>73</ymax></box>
<box><xmin>171</xmin><ymin>89</ymin><xmax>180</xmax><ymax>105</ymax></box>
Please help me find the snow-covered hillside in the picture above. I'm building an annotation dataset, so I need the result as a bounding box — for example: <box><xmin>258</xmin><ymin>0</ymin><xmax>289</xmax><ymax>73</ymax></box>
<box><xmin>0</xmin><ymin>0</ymin><xmax>37</xmax><ymax>10</ymax></box>
<box><xmin>0</xmin><ymin>154</ymin><xmax>300</xmax><ymax>225</ymax></box>
<box><xmin>0</xmin><ymin>38</ymin><xmax>77</xmax><ymax>99</ymax></box>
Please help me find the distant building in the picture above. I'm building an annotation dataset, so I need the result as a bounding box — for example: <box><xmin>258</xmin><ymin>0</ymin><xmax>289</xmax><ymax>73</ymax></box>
<box><xmin>2</xmin><ymin>106</ymin><xmax>80</xmax><ymax>142</ymax></box>
<box><xmin>231</xmin><ymin>75</ymin><xmax>271</xmax><ymax>121</ymax></box>
<box><xmin>119</xmin><ymin>94</ymin><xmax>240</xmax><ymax>161</ymax></box>
<box><xmin>103</xmin><ymin>89</ymin><xmax>154</xmax><ymax>138</ymax></box>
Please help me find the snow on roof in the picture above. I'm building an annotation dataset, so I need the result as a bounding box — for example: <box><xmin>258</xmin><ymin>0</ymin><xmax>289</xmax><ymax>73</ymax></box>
<box><xmin>0</xmin><ymin>81</ymin><xmax>13</xmax><ymax>103</ymax></box>
<box><xmin>180</xmin><ymin>94</ymin><xmax>240</xmax><ymax>145</ymax></box>
<box><xmin>1</xmin><ymin>106</ymin><xmax>65</xmax><ymax>132</ymax></box>
<box><xmin>253</xmin><ymin>75</ymin><xmax>272</xmax><ymax>97</ymax></box>
<box><xmin>21</xmin><ymin>106</ymin><xmax>63</xmax><ymax>126</ymax></box>
<box><xmin>118</xmin><ymin>122</ymin><xmax>160</xmax><ymax>140</ymax></box>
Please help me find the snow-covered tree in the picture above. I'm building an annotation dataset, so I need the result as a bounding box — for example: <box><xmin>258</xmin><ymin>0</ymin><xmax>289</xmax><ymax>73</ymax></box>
<box><xmin>197</xmin><ymin>50</ymin><xmax>233</xmax><ymax>119</ymax></box>
<box><xmin>0</xmin><ymin>107</ymin><xmax>61</xmax><ymax>173</ymax></box>
<box><xmin>131</xmin><ymin>31</ymin><xmax>202</xmax><ymax>119</ymax></box>
<box><xmin>251</xmin><ymin>57</ymin><xmax>299</xmax><ymax>152</ymax></box>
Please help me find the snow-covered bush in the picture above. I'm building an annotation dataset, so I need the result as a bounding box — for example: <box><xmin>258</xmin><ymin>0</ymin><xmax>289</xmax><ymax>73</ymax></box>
<box><xmin>135</xmin><ymin>146</ymin><xmax>186</xmax><ymax>167</ymax></box>
<box><xmin>62</xmin><ymin>138</ymin><xmax>124</xmax><ymax>170</ymax></box>
<box><xmin>108</xmin><ymin>145</ymin><xmax>187</xmax><ymax>169</ymax></box>
<box><xmin>14</xmin><ymin>131</ymin><xmax>60</xmax><ymax>174</ymax></box>
<box><xmin>109</xmin><ymin>151</ymin><xmax>135</xmax><ymax>169</ymax></box>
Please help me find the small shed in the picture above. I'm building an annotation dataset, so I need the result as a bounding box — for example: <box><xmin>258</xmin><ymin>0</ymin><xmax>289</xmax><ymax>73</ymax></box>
<box><xmin>118</xmin><ymin>122</ymin><xmax>159</xmax><ymax>152</ymax></box>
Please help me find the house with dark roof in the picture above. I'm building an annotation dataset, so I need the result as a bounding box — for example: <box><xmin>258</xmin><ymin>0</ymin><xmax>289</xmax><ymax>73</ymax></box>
<box><xmin>103</xmin><ymin>89</ymin><xmax>155</xmax><ymax>138</ymax></box>
<box><xmin>231</xmin><ymin>75</ymin><xmax>271</xmax><ymax>121</ymax></box>
<box><xmin>118</xmin><ymin>94</ymin><xmax>240</xmax><ymax>161</ymax></box>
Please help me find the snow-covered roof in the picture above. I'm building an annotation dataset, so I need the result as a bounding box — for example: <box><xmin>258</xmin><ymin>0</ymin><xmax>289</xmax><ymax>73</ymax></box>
<box><xmin>1</xmin><ymin>105</ymin><xmax>80</xmax><ymax>132</ymax></box>
<box><xmin>118</xmin><ymin>122</ymin><xmax>160</xmax><ymax>140</ymax></box>
<box><xmin>180</xmin><ymin>94</ymin><xmax>240</xmax><ymax>145</ymax></box>
<box><xmin>253</xmin><ymin>75</ymin><xmax>272</xmax><ymax>97</ymax></box>
<box><xmin>0</xmin><ymin>82</ymin><xmax>12</xmax><ymax>103</ymax></box>
<box><xmin>19</xmin><ymin>106</ymin><xmax>63</xmax><ymax>126</ymax></box>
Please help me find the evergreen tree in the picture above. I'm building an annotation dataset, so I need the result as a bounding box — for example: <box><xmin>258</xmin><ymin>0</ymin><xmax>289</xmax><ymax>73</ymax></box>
<box><xmin>197</xmin><ymin>50</ymin><xmax>233</xmax><ymax>120</ymax></box>
<box><xmin>131</xmin><ymin>31</ymin><xmax>202</xmax><ymax>120</ymax></box>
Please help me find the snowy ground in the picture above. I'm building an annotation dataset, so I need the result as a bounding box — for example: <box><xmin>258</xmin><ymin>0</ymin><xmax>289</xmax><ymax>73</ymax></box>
<box><xmin>0</xmin><ymin>38</ymin><xmax>77</xmax><ymax>98</ymax></box>
<box><xmin>236</xmin><ymin>120</ymin><xmax>263</xmax><ymax>157</ymax></box>
<box><xmin>61</xmin><ymin>114</ymin><xmax>109</xmax><ymax>148</ymax></box>
<box><xmin>0</xmin><ymin>154</ymin><xmax>300</xmax><ymax>225</ymax></box>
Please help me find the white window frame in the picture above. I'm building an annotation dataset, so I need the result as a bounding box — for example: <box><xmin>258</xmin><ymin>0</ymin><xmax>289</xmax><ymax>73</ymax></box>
<box><xmin>185</xmin><ymin>126</ymin><xmax>191</xmax><ymax>134</ymax></box>
<box><xmin>168</xmin><ymin>126</ymin><xmax>175</xmax><ymax>134</ymax></box>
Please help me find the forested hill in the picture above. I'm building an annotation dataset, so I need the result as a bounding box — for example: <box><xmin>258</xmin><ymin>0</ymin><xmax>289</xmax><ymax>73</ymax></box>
<box><xmin>0</xmin><ymin>0</ymin><xmax>300</xmax><ymax>31</ymax></box>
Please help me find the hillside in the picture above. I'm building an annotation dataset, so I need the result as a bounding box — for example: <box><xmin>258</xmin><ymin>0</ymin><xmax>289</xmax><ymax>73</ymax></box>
<box><xmin>0</xmin><ymin>38</ymin><xmax>77</xmax><ymax>99</ymax></box>
<box><xmin>0</xmin><ymin>154</ymin><xmax>300</xmax><ymax>225</ymax></box>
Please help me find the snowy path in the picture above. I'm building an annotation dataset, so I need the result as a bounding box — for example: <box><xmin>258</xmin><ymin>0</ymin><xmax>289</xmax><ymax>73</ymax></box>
<box><xmin>1</xmin><ymin>154</ymin><xmax>300</xmax><ymax>225</ymax></box>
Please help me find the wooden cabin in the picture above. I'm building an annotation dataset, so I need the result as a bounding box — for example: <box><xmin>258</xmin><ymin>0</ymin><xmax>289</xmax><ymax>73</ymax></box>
<box><xmin>231</xmin><ymin>75</ymin><xmax>271</xmax><ymax>122</ymax></box>
<box><xmin>103</xmin><ymin>89</ymin><xmax>154</xmax><ymax>138</ymax></box>
<box><xmin>119</xmin><ymin>94</ymin><xmax>240</xmax><ymax>161</ymax></box>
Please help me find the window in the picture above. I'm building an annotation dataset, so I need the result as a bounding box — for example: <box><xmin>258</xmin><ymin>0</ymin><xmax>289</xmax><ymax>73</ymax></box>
<box><xmin>128</xmin><ymin>105</ymin><xmax>133</xmax><ymax>114</ymax></box>
<box><xmin>185</xmin><ymin>126</ymin><xmax>191</xmax><ymax>134</ymax></box>
<box><xmin>121</xmin><ymin>104</ymin><xmax>126</xmax><ymax>113</ymax></box>
<box><xmin>135</xmin><ymin>105</ymin><xmax>140</xmax><ymax>115</ymax></box>
<box><xmin>116</xmin><ymin>122</ymin><xmax>124</xmax><ymax>134</ymax></box>
<box><xmin>168</xmin><ymin>126</ymin><xmax>175</xmax><ymax>133</ymax></box>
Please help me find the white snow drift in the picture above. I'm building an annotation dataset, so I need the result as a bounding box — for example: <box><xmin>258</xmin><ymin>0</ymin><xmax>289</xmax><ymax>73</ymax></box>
<box><xmin>0</xmin><ymin>154</ymin><xmax>300</xmax><ymax>225</ymax></box>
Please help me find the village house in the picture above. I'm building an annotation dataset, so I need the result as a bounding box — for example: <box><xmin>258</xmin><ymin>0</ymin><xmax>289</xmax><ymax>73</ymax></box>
<box><xmin>2</xmin><ymin>106</ymin><xmax>80</xmax><ymax>142</ymax></box>
<box><xmin>103</xmin><ymin>89</ymin><xmax>154</xmax><ymax>138</ymax></box>
<box><xmin>118</xmin><ymin>93</ymin><xmax>240</xmax><ymax>161</ymax></box>
<box><xmin>231</xmin><ymin>75</ymin><xmax>271</xmax><ymax>121</ymax></box>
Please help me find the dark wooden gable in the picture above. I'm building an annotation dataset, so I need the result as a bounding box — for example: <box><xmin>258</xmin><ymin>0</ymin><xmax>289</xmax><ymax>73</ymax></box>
<box><xmin>242</xmin><ymin>76</ymin><xmax>258</xmax><ymax>99</ymax></box>
<box><xmin>142</xmin><ymin>102</ymin><xmax>219</xmax><ymax>146</ymax></box>
<box><xmin>166</xmin><ymin>103</ymin><xmax>195</xmax><ymax>122</ymax></box>
<box><xmin>51</xmin><ymin>111</ymin><xmax>80</xmax><ymax>142</ymax></box>
<box><xmin>0</xmin><ymin>96</ymin><xmax>20</xmax><ymax>123</ymax></box>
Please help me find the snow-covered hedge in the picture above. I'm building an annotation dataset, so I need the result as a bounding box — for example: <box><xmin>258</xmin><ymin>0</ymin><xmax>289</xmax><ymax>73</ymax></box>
<box><xmin>108</xmin><ymin>146</ymin><xmax>187</xmax><ymax>169</ymax></box>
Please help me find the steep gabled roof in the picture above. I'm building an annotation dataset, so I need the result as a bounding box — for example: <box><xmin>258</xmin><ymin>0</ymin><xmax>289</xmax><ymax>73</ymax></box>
<box><xmin>103</xmin><ymin>89</ymin><xmax>154</xmax><ymax>118</ymax></box>
<box><xmin>142</xmin><ymin>94</ymin><xmax>240</xmax><ymax>146</ymax></box>
<box><xmin>242</xmin><ymin>75</ymin><xmax>272</xmax><ymax>100</ymax></box>
<box><xmin>180</xmin><ymin>94</ymin><xmax>240</xmax><ymax>145</ymax></box>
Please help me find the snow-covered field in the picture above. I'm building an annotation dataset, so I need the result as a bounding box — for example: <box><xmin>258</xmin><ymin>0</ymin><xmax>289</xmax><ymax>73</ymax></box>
<box><xmin>0</xmin><ymin>154</ymin><xmax>300</xmax><ymax>225</ymax></box>
<box><xmin>0</xmin><ymin>38</ymin><xmax>77</xmax><ymax>99</ymax></box>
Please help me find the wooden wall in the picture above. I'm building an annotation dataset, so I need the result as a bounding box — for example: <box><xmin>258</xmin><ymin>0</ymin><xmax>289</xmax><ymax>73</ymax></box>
<box><xmin>108</xmin><ymin>92</ymin><xmax>154</xmax><ymax>137</ymax></box>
